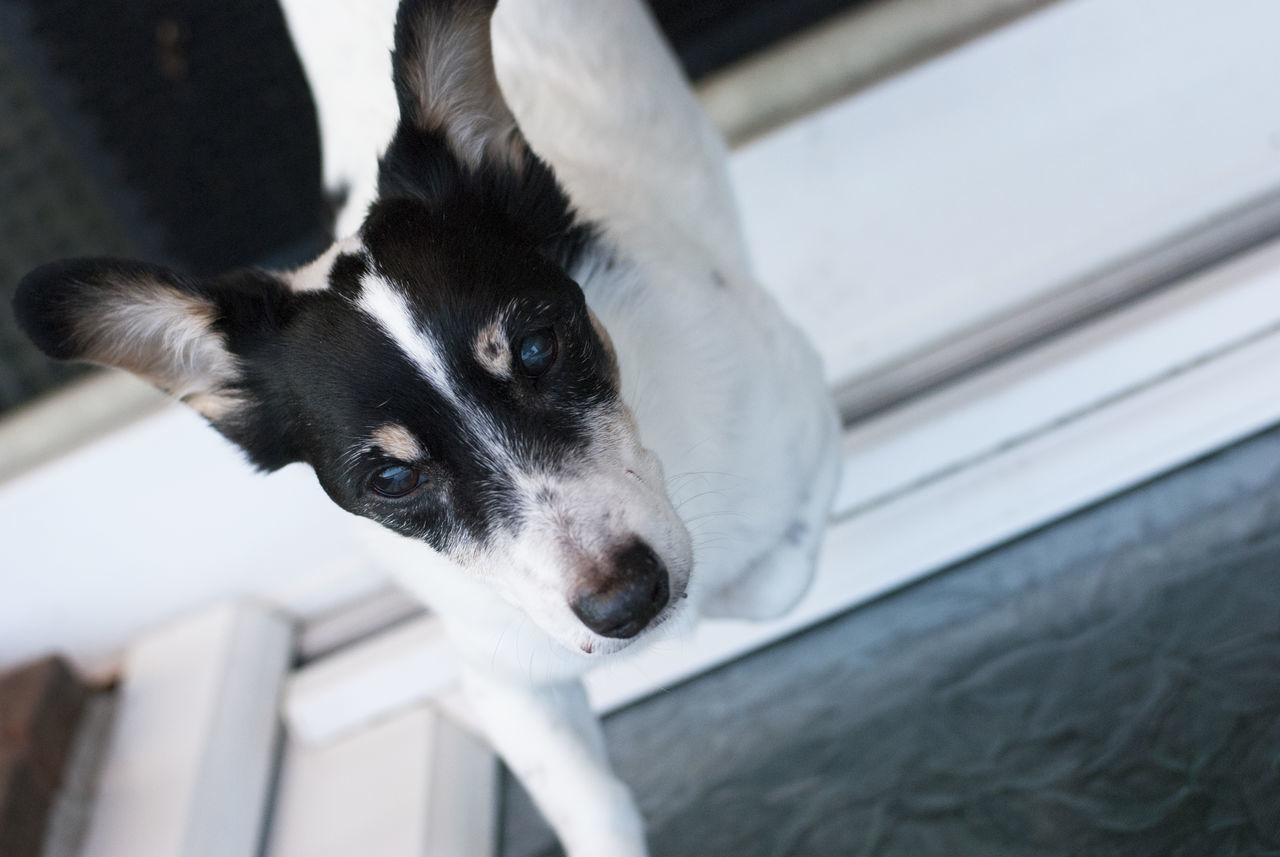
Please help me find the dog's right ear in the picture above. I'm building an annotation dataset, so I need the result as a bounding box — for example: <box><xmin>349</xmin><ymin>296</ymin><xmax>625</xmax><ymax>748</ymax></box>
<box><xmin>387</xmin><ymin>0</ymin><xmax>523</xmax><ymax>174</ymax></box>
<box><xmin>13</xmin><ymin>258</ymin><xmax>300</xmax><ymax>471</ymax></box>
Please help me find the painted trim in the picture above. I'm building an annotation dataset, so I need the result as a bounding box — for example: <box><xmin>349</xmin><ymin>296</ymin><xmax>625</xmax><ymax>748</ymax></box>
<box><xmin>78</xmin><ymin>602</ymin><xmax>291</xmax><ymax>857</ymax></box>
<box><xmin>266</xmin><ymin>703</ymin><xmax>496</xmax><ymax>857</ymax></box>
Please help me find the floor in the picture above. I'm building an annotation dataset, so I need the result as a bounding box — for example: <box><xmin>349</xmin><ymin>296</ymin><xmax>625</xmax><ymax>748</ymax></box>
<box><xmin>501</xmin><ymin>422</ymin><xmax>1280</xmax><ymax>856</ymax></box>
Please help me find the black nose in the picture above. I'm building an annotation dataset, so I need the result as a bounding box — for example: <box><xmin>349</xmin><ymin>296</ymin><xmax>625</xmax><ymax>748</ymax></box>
<box><xmin>570</xmin><ymin>541</ymin><xmax>670</xmax><ymax>639</ymax></box>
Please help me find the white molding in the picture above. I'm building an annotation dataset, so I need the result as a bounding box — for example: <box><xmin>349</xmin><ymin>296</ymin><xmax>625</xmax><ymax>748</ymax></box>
<box><xmin>266</xmin><ymin>704</ymin><xmax>496</xmax><ymax>857</ymax></box>
<box><xmin>836</xmin><ymin>235</ymin><xmax>1280</xmax><ymax>514</ymax></box>
<box><xmin>295</xmin><ymin>584</ymin><xmax>424</xmax><ymax>662</ymax></box>
<box><xmin>834</xmin><ymin>187</ymin><xmax>1280</xmax><ymax>419</ymax></box>
<box><xmin>733</xmin><ymin>0</ymin><xmax>1280</xmax><ymax>414</ymax></box>
<box><xmin>283</xmin><ymin>236</ymin><xmax>1280</xmax><ymax>742</ymax></box>
<box><xmin>423</xmin><ymin>707</ymin><xmax>500</xmax><ymax>856</ymax></box>
<box><xmin>285</xmin><ymin>614</ymin><xmax>457</xmax><ymax>744</ymax></box>
<box><xmin>79</xmin><ymin>602</ymin><xmax>292</xmax><ymax>857</ymax></box>
<box><xmin>0</xmin><ymin>372</ymin><xmax>167</xmax><ymax>484</ymax></box>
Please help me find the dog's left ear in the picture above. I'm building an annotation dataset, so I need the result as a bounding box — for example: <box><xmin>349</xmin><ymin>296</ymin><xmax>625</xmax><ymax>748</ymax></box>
<box><xmin>13</xmin><ymin>258</ymin><xmax>300</xmax><ymax>470</ymax></box>
<box><xmin>386</xmin><ymin>0</ymin><xmax>523</xmax><ymax>175</ymax></box>
<box><xmin>378</xmin><ymin>0</ymin><xmax>587</xmax><ymax>262</ymax></box>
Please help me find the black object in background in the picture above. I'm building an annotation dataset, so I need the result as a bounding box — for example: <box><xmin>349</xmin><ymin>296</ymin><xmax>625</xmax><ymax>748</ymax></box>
<box><xmin>6</xmin><ymin>0</ymin><xmax>328</xmax><ymax>277</ymax></box>
<box><xmin>0</xmin><ymin>0</ymin><xmax>328</xmax><ymax>413</ymax></box>
<box><xmin>649</xmin><ymin>0</ymin><xmax>865</xmax><ymax>79</ymax></box>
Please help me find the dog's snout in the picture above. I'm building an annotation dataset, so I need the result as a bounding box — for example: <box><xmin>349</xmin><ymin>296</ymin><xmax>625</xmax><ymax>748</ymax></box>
<box><xmin>570</xmin><ymin>541</ymin><xmax>670</xmax><ymax>639</ymax></box>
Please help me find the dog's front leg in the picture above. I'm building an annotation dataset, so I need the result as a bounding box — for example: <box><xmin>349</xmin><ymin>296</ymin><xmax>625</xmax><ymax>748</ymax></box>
<box><xmin>461</xmin><ymin>666</ymin><xmax>648</xmax><ymax>857</ymax></box>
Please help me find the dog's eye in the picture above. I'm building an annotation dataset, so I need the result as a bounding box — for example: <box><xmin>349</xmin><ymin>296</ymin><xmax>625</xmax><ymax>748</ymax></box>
<box><xmin>518</xmin><ymin>329</ymin><xmax>557</xmax><ymax>376</ymax></box>
<box><xmin>369</xmin><ymin>464</ymin><xmax>424</xmax><ymax>498</ymax></box>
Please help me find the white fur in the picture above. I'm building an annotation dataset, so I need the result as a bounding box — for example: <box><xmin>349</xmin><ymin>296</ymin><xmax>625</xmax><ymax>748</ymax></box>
<box><xmin>283</xmin><ymin>234</ymin><xmax>364</xmax><ymax>292</ymax></box>
<box><xmin>88</xmin><ymin>286</ymin><xmax>242</xmax><ymax>420</ymax></box>
<box><xmin>303</xmin><ymin>1</ymin><xmax>841</xmax><ymax>854</ymax></box>
<box><xmin>491</xmin><ymin>433</ymin><xmax>693</xmax><ymax>657</ymax></box>
<box><xmin>356</xmin><ymin>272</ymin><xmax>454</xmax><ymax>395</ymax></box>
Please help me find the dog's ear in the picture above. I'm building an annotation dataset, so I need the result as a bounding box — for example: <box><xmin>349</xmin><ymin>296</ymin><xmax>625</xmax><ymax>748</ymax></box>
<box><xmin>13</xmin><ymin>258</ymin><xmax>300</xmax><ymax>470</ymax></box>
<box><xmin>378</xmin><ymin>0</ymin><xmax>589</xmax><ymax>266</ymax></box>
<box><xmin>387</xmin><ymin>0</ymin><xmax>523</xmax><ymax>174</ymax></box>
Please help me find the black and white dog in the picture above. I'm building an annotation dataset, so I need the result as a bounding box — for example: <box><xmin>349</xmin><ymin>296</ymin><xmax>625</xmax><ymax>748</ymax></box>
<box><xmin>14</xmin><ymin>0</ymin><xmax>839</xmax><ymax>853</ymax></box>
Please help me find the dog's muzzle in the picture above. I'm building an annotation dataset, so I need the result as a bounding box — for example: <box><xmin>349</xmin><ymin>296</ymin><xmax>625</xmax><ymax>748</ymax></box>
<box><xmin>570</xmin><ymin>540</ymin><xmax>670</xmax><ymax>639</ymax></box>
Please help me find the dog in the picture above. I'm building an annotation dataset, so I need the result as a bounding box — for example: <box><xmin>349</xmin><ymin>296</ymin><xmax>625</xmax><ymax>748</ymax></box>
<box><xmin>13</xmin><ymin>0</ymin><xmax>840</xmax><ymax>853</ymax></box>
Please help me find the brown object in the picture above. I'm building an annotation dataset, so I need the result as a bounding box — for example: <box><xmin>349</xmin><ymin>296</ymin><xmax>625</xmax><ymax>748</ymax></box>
<box><xmin>0</xmin><ymin>751</ymin><xmax>52</xmax><ymax>857</ymax></box>
<box><xmin>0</xmin><ymin>656</ymin><xmax>89</xmax><ymax>857</ymax></box>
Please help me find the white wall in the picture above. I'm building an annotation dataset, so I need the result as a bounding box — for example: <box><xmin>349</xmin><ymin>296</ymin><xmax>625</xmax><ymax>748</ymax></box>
<box><xmin>733</xmin><ymin>0</ymin><xmax>1280</xmax><ymax>389</ymax></box>
<box><xmin>0</xmin><ymin>404</ymin><xmax>381</xmax><ymax>675</ymax></box>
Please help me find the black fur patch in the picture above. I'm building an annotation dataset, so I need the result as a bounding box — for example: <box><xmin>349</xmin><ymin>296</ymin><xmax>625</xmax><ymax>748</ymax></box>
<box><xmin>379</xmin><ymin>0</ymin><xmax>595</xmax><ymax>272</ymax></box>
<box><xmin>277</xmin><ymin>193</ymin><xmax>620</xmax><ymax>552</ymax></box>
<box><xmin>377</xmin><ymin>124</ymin><xmax>596</xmax><ymax>274</ymax></box>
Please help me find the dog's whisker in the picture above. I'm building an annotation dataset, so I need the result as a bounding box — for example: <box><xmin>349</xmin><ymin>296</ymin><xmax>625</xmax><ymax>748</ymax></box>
<box><xmin>683</xmin><ymin>509</ymin><xmax>749</xmax><ymax>523</ymax></box>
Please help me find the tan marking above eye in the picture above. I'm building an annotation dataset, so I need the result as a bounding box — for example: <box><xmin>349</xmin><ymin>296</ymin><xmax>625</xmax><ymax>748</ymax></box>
<box><xmin>371</xmin><ymin>423</ymin><xmax>425</xmax><ymax>462</ymax></box>
<box><xmin>474</xmin><ymin>319</ymin><xmax>511</xmax><ymax>378</ymax></box>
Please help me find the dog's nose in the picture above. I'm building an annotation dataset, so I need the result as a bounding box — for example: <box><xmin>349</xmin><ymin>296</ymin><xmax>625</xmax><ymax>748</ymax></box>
<box><xmin>570</xmin><ymin>541</ymin><xmax>670</xmax><ymax>639</ymax></box>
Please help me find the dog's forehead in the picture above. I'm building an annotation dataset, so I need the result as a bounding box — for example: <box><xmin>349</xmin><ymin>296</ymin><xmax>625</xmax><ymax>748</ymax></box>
<box><xmin>283</xmin><ymin>247</ymin><xmax>559</xmax><ymax>458</ymax></box>
<box><xmin>273</xmin><ymin>230</ymin><xmax>630</xmax><ymax>559</ymax></box>
<box><xmin>354</xmin><ymin>266</ymin><xmax>473</xmax><ymax>399</ymax></box>
<box><xmin>278</xmin><ymin>198</ymin><xmax>614</xmax><ymax>485</ymax></box>
<box><xmin>288</xmin><ymin>232</ymin><xmax>522</xmax><ymax>380</ymax></box>
<box><xmin>360</xmin><ymin>195</ymin><xmax>561</xmax><ymax>302</ymax></box>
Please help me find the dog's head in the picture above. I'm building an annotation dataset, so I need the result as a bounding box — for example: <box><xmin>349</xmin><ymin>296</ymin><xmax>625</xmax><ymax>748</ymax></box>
<box><xmin>11</xmin><ymin>0</ymin><xmax>692</xmax><ymax>656</ymax></box>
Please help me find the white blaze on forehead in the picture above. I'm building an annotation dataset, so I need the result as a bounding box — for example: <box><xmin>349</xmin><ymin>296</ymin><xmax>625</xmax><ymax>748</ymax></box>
<box><xmin>355</xmin><ymin>272</ymin><xmax>518</xmax><ymax>473</ymax></box>
<box><xmin>371</xmin><ymin>423</ymin><xmax>425</xmax><ymax>461</ymax></box>
<box><xmin>356</xmin><ymin>273</ymin><xmax>456</xmax><ymax>399</ymax></box>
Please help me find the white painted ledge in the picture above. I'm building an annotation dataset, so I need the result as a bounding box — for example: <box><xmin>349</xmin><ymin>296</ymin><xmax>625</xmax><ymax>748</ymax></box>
<box><xmin>734</xmin><ymin>0</ymin><xmax>1280</xmax><ymax>411</ymax></box>
<box><xmin>836</xmin><ymin>234</ymin><xmax>1280</xmax><ymax>515</ymax></box>
<box><xmin>78</xmin><ymin>602</ymin><xmax>292</xmax><ymax>857</ymax></box>
<box><xmin>266</xmin><ymin>703</ymin><xmax>496</xmax><ymax>857</ymax></box>
<box><xmin>286</xmin><ymin>614</ymin><xmax>456</xmax><ymax>744</ymax></box>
